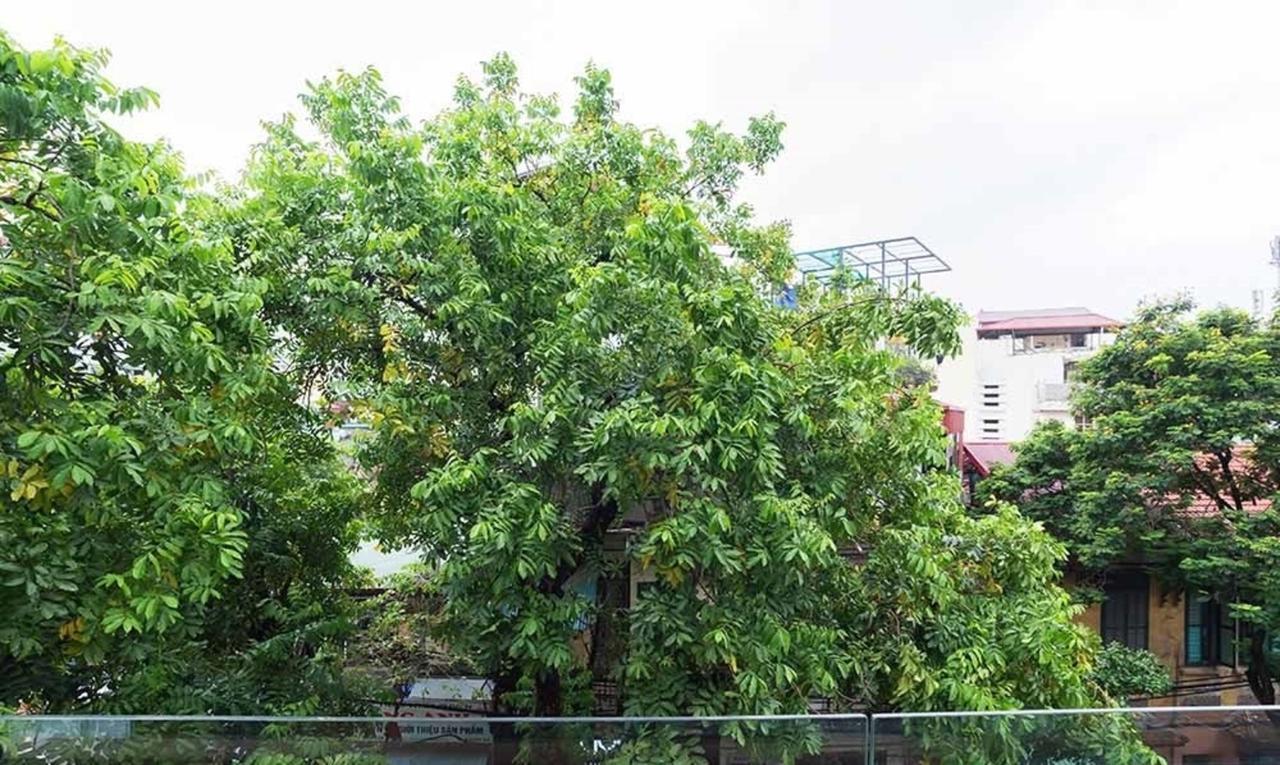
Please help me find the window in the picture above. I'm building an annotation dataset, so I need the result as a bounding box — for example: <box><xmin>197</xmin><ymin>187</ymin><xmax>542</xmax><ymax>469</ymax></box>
<box><xmin>1186</xmin><ymin>594</ymin><xmax>1235</xmax><ymax>666</ymax></box>
<box><xmin>1013</xmin><ymin>333</ymin><xmax>1059</xmax><ymax>352</ymax></box>
<box><xmin>1011</xmin><ymin>333</ymin><xmax>1093</xmax><ymax>354</ymax></box>
<box><xmin>1101</xmin><ymin>572</ymin><xmax>1149</xmax><ymax>650</ymax></box>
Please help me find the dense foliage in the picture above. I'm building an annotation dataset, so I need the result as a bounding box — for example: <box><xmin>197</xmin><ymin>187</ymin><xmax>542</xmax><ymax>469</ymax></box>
<box><xmin>2</xmin><ymin>31</ymin><xmax>1134</xmax><ymax>758</ymax></box>
<box><xmin>0</xmin><ymin>31</ymin><xmax>367</xmax><ymax>713</ymax></box>
<box><xmin>224</xmin><ymin>50</ymin><xmax>1109</xmax><ymax>737</ymax></box>
<box><xmin>984</xmin><ymin>298</ymin><xmax>1280</xmax><ymax>704</ymax></box>
<box><xmin>1088</xmin><ymin>643</ymin><xmax>1173</xmax><ymax>700</ymax></box>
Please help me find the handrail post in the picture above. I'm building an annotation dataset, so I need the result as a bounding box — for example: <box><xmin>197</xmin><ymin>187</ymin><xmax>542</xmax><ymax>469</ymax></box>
<box><xmin>866</xmin><ymin>712</ymin><xmax>875</xmax><ymax>765</ymax></box>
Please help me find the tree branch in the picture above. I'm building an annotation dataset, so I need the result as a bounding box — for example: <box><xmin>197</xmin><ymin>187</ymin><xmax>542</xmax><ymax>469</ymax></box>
<box><xmin>538</xmin><ymin>486</ymin><xmax>620</xmax><ymax>597</ymax></box>
<box><xmin>0</xmin><ymin>155</ymin><xmax>48</xmax><ymax>172</ymax></box>
<box><xmin>783</xmin><ymin>292</ymin><xmax>911</xmax><ymax>339</ymax></box>
<box><xmin>0</xmin><ymin>192</ymin><xmax>61</xmax><ymax>223</ymax></box>
<box><xmin>1215</xmin><ymin>449</ymin><xmax>1246</xmax><ymax>512</ymax></box>
<box><xmin>1189</xmin><ymin>461</ymin><xmax>1233</xmax><ymax>513</ymax></box>
<box><xmin>1246</xmin><ymin>628</ymin><xmax>1277</xmax><ymax>706</ymax></box>
<box><xmin>361</xmin><ymin>270</ymin><xmax>436</xmax><ymax>323</ymax></box>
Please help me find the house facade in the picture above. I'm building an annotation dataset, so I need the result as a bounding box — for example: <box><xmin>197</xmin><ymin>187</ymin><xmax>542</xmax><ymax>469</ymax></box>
<box><xmin>934</xmin><ymin>307</ymin><xmax>1121</xmax><ymax>445</ymax></box>
<box><xmin>1075</xmin><ymin>569</ymin><xmax>1257</xmax><ymax>706</ymax></box>
<box><xmin>950</xmin><ymin>433</ymin><xmax>1265</xmax><ymax>763</ymax></box>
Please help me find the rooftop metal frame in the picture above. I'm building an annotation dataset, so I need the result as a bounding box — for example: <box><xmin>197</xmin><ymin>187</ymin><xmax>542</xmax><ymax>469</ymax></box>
<box><xmin>793</xmin><ymin>236</ymin><xmax>950</xmax><ymax>289</ymax></box>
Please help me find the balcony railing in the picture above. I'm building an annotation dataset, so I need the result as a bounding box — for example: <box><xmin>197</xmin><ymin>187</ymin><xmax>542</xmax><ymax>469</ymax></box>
<box><xmin>1036</xmin><ymin>381</ymin><xmax>1072</xmax><ymax>406</ymax></box>
<box><xmin>5</xmin><ymin>706</ymin><xmax>1279</xmax><ymax>763</ymax></box>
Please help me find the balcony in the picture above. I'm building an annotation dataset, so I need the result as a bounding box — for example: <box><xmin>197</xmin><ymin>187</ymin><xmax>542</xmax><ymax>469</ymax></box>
<box><xmin>1010</xmin><ymin>332</ymin><xmax>1096</xmax><ymax>355</ymax></box>
<box><xmin>1036</xmin><ymin>381</ymin><xmax>1072</xmax><ymax>410</ymax></box>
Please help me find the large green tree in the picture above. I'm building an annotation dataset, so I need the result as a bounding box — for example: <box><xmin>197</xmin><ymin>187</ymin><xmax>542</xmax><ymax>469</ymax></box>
<box><xmin>983</xmin><ymin>298</ymin><xmax>1280</xmax><ymax>705</ymax></box>
<box><xmin>0</xmin><ymin>31</ymin><xmax>367</xmax><ymax>714</ymax></box>
<box><xmin>229</xmin><ymin>54</ymin><xmax>1106</xmax><ymax>727</ymax></box>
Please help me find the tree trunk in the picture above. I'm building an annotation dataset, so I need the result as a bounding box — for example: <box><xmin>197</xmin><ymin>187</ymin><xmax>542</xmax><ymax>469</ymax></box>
<box><xmin>534</xmin><ymin>669</ymin><xmax>564</xmax><ymax>716</ymax></box>
<box><xmin>492</xmin><ymin>666</ymin><xmax>519</xmax><ymax>714</ymax></box>
<box><xmin>702</xmin><ymin>727</ymin><xmax>722</xmax><ymax>765</ymax></box>
<box><xmin>1246</xmin><ymin>629</ymin><xmax>1276</xmax><ymax>705</ymax></box>
<box><xmin>532</xmin><ymin>670</ymin><xmax>568</xmax><ymax>764</ymax></box>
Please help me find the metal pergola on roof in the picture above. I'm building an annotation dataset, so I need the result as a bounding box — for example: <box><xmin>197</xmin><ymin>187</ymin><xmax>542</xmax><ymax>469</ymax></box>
<box><xmin>793</xmin><ymin>236</ymin><xmax>950</xmax><ymax>289</ymax></box>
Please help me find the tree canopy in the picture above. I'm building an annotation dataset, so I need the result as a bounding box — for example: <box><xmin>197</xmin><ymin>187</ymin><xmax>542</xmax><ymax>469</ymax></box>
<box><xmin>983</xmin><ymin>298</ymin><xmax>1280</xmax><ymax>704</ymax></box>
<box><xmin>226</xmin><ymin>51</ymin><xmax>1107</xmax><ymax>730</ymax></box>
<box><xmin>1</xmin><ymin>30</ymin><xmax>1132</xmax><ymax>757</ymax></box>
<box><xmin>0</xmin><ymin>30</ymin><xmax>366</xmax><ymax>714</ymax></box>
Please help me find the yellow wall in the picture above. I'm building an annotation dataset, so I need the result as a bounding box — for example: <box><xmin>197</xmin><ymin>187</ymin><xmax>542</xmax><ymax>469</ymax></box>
<box><xmin>1076</xmin><ymin>576</ymin><xmax>1254</xmax><ymax>707</ymax></box>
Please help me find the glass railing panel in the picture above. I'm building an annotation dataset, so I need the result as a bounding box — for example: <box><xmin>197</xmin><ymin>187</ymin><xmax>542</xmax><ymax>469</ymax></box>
<box><xmin>871</xmin><ymin>706</ymin><xmax>1280</xmax><ymax>765</ymax></box>
<box><xmin>0</xmin><ymin>714</ymin><xmax>869</xmax><ymax>764</ymax></box>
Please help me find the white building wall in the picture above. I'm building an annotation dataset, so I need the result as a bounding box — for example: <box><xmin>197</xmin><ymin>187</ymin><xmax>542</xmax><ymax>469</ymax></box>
<box><xmin>933</xmin><ymin>331</ymin><xmax>977</xmax><ymax>420</ymax></box>
<box><xmin>936</xmin><ymin>328</ymin><xmax>1114</xmax><ymax>443</ymax></box>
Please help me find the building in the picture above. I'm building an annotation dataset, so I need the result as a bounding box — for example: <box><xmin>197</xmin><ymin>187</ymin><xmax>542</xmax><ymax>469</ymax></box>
<box><xmin>958</xmin><ymin>427</ymin><xmax>1265</xmax><ymax>712</ymax></box>
<box><xmin>959</xmin><ymin>429</ymin><xmax>1268</xmax><ymax>709</ymax></box>
<box><xmin>940</xmin><ymin>306</ymin><xmax>1274</xmax><ymax>762</ymax></box>
<box><xmin>934</xmin><ymin>307</ymin><xmax>1122</xmax><ymax>444</ymax></box>
<box><xmin>1076</xmin><ymin>570</ymin><xmax>1258</xmax><ymax>706</ymax></box>
<box><xmin>960</xmin><ymin>444</ymin><xmax>1269</xmax><ymax>763</ymax></box>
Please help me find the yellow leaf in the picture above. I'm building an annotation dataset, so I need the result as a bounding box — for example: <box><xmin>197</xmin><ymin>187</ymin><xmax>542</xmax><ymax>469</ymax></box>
<box><xmin>379</xmin><ymin>323</ymin><xmax>398</xmax><ymax>353</ymax></box>
<box><xmin>58</xmin><ymin>617</ymin><xmax>86</xmax><ymax>642</ymax></box>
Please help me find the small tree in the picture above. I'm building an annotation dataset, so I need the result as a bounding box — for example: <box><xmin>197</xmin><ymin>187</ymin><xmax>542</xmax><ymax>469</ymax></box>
<box><xmin>0</xmin><ymin>29</ymin><xmax>264</xmax><ymax>694</ymax></box>
<box><xmin>0</xmin><ymin>31</ymin><xmax>366</xmax><ymax>713</ymax></box>
<box><xmin>984</xmin><ymin>298</ymin><xmax>1280</xmax><ymax>704</ymax></box>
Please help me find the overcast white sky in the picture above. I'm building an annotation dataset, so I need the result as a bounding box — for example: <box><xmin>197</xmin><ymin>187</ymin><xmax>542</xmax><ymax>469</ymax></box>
<box><xmin>8</xmin><ymin>1</ymin><xmax>1279</xmax><ymax>320</ymax></box>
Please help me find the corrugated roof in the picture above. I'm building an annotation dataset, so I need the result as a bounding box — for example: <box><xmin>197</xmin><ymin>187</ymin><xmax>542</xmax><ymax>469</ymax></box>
<box><xmin>976</xmin><ymin>307</ymin><xmax>1122</xmax><ymax>334</ymax></box>
<box><xmin>978</xmin><ymin>307</ymin><xmax>1097</xmax><ymax>321</ymax></box>
<box><xmin>964</xmin><ymin>442</ymin><xmax>1016</xmax><ymax>476</ymax></box>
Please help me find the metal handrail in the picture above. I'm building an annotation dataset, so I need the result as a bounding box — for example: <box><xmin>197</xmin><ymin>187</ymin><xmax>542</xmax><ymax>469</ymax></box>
<box><xmin>6</xmin><ymin>705</ymin><xmax>1279</xmax><ymax>724</ymax></box>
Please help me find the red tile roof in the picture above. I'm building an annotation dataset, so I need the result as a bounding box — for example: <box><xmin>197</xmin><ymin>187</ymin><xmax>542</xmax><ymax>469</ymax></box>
<box><xmin>976</xmin><ymin>307</ymin><xmax>1122</xmax><ymax>335</ymax></box>
<box><xmin>964</xmin><ymin>442</ymin><xmax>1016</xmax><ymax>477</ymax></box>
<box><xmin>964</xmin><ymin>439</ymin><xmax>1272</xmax><ymax>517</ymax></box>
<box><xmin>1180</xmin><ymin>494</ymin><xmax>1271</xmax><ymax>517</ymax></box>
<box><xmin>1174</xmin><ymin>448</ymin><xmax>1272</xmax><ymax>517</ymax></box>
